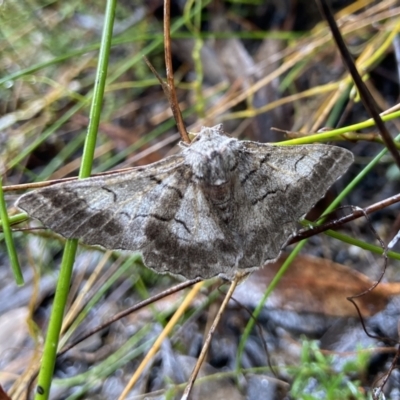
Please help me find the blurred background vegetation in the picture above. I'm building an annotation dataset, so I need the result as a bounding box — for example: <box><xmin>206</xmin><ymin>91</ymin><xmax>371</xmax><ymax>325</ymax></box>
<box><xmin>1</xmin><ymin>0</ymin><xmax>400</xmax><ymax>399</ymax></box>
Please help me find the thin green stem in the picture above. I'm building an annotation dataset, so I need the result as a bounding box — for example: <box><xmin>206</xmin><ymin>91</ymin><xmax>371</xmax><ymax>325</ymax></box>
<box><xmin>0</xmin><ymin>178</ymin><xmax>24</xmax><ymax>285</ymax></box>
<box><xmin>0</xmin><ymin>212</ymin><xmax>28</xmax><ymax>227</ymax></box>
<box><xmin>278</xmin><ymin>110</ymin><xmax>400</xmax><ymax>145</ymax></box>
<box><xmin>59</xmin><ymin>255</ymin><xmax>140</xmax><ymax>349</ymax></box>
<box><xmin>325</xmin><ymin>229</ymin><xmax>400</xmax><ymax>260</ymax></box>
<box><xmin>79</xmin><ymin>2</ymin><xmax>115</xmax><ymax>179</ymax></box>
<box><xmin>34</xmin><ymin>0</ymin><xmax>116</xmax><ymax>398</ymax></box>
<box><xmin>35</xmin><ymin>240</ymin><xmax>78</xmax><ymax>399</ymax></box>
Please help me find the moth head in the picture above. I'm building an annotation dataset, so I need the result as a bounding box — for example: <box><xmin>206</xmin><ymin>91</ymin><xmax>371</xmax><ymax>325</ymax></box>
<box><xmin>185</xmin><ymin>125</ymin><xmax>239</xmax><ymax>186</ymax></box>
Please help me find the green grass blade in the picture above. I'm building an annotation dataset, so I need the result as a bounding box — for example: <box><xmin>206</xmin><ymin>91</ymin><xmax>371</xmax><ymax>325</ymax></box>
<box><xmin>34</xmin><ymin>0</ymin><xmax>117</xmax><ymax>398</ymax></box>
<box><xmin>0</xmin><ymin>178</ymin><xmax>24</xmax><ymax>285</ymax></box>
<box><xmin>79</xmin><ymin>2</ymin><xmax>115</xmax><ymax>179</ymax></box>
<box><xmin>35</xmin><ymin>239</ymin><xmax>78</xmax><ymax>399</ymax></box>
<box><xmin>278</xmin><ymin>110</ymin><xmax>400</xmax><ymax>145</ymax></box>
<box><xmin>59</xmin><ymin>255</ymin><xmax>141</xmax><ymax>350</ymax></box>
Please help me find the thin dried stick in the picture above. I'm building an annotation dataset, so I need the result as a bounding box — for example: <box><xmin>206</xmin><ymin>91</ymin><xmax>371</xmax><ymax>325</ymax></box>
<box><xmin>59</xmin><ymin>278</ymin><xmax>202</xmax><ymax>356</ymax></box>
<box><xmin>180</xmin><ymin>274</ymin><xmax>242</xmax><ymax>400</ymax></box>
<box><xmin>292</xmin><ymin>193</ymin><xmax>400</xmax><ymax>243</ymax></box>
<box><xmin>316</xmin><ymin>0</ymin><xmax>400</xmax><ymax>169</ymax></box>
<box><xmin>163</xmin><ymin>0</ymin><xmax>190</xmax><ymax>143</ymax></box>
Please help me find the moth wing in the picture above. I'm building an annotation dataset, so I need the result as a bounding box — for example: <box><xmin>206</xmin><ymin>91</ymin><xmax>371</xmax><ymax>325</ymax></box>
<box><xmin>17</xmin><ymin>155</ymin><xmax>188</xmax><ymax>249</ymax></box>
<box><xmin>16</xmin><ymin>154</ymin><xmax>238</xmax><ymax>278</ymax></box>
<box><xmin>236</xmin><ymin>141</ymin><xmax>353</xmax><ymax>267</ymax></box>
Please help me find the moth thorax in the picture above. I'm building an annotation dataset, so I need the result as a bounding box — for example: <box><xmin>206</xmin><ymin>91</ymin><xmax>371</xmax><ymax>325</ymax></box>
<box><xmin>203</xmin><ymin>181</ymin><xmax>232</xmax><ymax>205</ymax></box>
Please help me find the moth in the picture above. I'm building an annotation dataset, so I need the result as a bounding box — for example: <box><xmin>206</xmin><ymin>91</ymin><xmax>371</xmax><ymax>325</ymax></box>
<box><xmin>16</xmin><ymin>125</ymin><xmax>353</xmax><ymax>279</ymax></box>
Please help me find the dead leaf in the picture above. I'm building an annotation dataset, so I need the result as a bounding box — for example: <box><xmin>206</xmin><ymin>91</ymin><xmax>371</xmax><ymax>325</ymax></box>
<box><xmin>233</xmin><ymin>254</ymin><xmax>400</xmax><ymax>317</ymax></box>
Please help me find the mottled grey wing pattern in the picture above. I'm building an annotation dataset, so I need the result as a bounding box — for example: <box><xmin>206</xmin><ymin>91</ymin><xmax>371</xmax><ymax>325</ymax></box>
<box><xmin>16</xmin><ymin>126</ymin><xmax>353</xmax><ymax>280</ymax></box>
<box><xmin>140</xmin><ymin>178</ymin><xmax>244</xmax><ymax>279</ymax></box>
<box><xmin>17</xmin><ymin>155</ymin><xmax>190</xmax><ymax>250</ymax></box>
<box><xmin>16</xmin><ymin>154</ymin><xmax>240</xmax><ymax>278</ymax></box>
<box><xmin>234</xmin><ymin>141</ymin><xmax>354</xmax><ymax>272</ymax></box>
